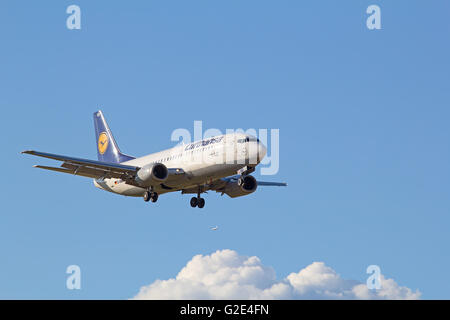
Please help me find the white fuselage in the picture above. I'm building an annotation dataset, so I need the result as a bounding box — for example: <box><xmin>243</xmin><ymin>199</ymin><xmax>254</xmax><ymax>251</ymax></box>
<box><xmin>93</xmin><ymin>133</ymin><xmax>266</xmax><ymax>197</ymax></box>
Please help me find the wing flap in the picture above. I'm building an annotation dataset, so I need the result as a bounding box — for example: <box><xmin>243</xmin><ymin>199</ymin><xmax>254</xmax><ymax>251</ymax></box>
<box><xmin>33</xmin><ymin>165</ymin><xmax>99</xmax><ymax>179</ymax></box>
<box><xmin>60</xmin><ymin>163</ymin><xmax>119</xmax><ymax>179</ymax></box>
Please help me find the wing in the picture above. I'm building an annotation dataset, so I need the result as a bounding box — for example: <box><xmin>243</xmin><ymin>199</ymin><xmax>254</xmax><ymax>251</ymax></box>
<box><xmin>22</xmin><ymin>150</ymin><xmax>140</xmax><ymax>182</ymax></box>
<box><xmin>255</xmin><ymin>181</ymin><xmax>288</xmax><ymax>187</ymax></box>
<box><xmin>181</xmin><ymin>175</ymin><xmax>287</xmax><ymax>195</ymax></box>
<box><xmin>222</xmin><ymin>175</ymin><xmax>288</xmax><ymax>187</ymax></box>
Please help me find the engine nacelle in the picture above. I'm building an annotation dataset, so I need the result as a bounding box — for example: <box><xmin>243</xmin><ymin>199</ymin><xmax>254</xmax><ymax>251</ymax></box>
<box><xmin>135</xmin><ymin>163</ymin><xmax>168</xmax><ymax>187</ymax></box>
<box><xmin>223</xmin><ymin>175</ymin><xmax>258</xmax><ymax>198</ymax></box>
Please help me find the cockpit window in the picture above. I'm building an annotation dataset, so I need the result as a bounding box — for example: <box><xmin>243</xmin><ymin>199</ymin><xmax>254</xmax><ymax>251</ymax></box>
<box><xmin>237</xmin><ymin>137</ymin><xmax>260</xmax><ymax>143</ymax></box>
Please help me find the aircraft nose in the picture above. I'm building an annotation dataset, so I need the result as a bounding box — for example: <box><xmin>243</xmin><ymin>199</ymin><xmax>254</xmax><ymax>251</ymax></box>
<box><xmin>258</xmin><ymin>141</ymin><xmax>267</xmax><ymax>163</ymax></box>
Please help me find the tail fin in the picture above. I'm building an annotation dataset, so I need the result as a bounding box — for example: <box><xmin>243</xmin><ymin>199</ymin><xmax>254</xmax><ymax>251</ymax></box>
<box><xmin>93</xmin><ymin>110</ymin><xmax>135</xmax><ymax>163</ymax></box>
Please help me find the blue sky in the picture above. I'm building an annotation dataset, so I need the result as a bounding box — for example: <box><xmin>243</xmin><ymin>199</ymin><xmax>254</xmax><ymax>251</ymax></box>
<box><xmin>1</xmin><ymin>0</ymin><xmax>449</xmax><ymax>299</ymax></box>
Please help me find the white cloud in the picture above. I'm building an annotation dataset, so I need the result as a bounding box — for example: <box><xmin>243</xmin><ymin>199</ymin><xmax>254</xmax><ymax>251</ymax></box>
<box><xmin>132</xmin><ymin>249</ymin><xmax>421</xmax><ymax>300</ymax></box>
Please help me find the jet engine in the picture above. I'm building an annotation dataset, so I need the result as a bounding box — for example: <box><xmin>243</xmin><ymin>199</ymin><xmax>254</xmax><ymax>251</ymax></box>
<box><xmin>223</xmin><ymin>175</ymin><xmax>258</xmax><ymax>198</ymax></box>
<box><xmin>135</xmin><ymin>163</ymin><xmax>168</xmax><ymax>187</ymax></box>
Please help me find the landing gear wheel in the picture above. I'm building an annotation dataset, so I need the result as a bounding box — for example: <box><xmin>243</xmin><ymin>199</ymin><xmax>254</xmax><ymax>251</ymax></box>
<box><xmin>197</xmin><ymin>198</ymin><xmax>205</xmax><ymax>209</ymax></box>
<box><xmin>150</xmin><ymin>192</ymin><xmax>158</xmax><ymax>203</ymax></box>
<box><xmin>190</xmin><ymin>197</ymin><xmax>198</xmax><ymax>207</ymax></box>
<box><xmin>143</xmin><ymin>191</ymin><xmax>151</xmax><ymax>202</ymax></box>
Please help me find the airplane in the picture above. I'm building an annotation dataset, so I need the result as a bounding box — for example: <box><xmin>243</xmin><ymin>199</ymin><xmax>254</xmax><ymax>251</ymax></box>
<box><xmin>22</xmin><ymin>111</ymin><xmax>287</xmax><ymax>208</ymax></box>
<box><xmin>210</xmin><ymin>226</ymin><xmax>219</xmax><ymax>231</ymax></box>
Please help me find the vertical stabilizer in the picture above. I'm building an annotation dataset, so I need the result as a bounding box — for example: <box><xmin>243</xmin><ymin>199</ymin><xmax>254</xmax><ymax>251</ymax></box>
<box><xmin>93</xmin><ymin>110</ymin><xmax>135</xmax><ymax>163</ymax></box>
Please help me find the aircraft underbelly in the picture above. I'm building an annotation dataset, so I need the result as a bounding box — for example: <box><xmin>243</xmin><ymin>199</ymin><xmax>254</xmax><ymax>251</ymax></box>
<box><xmin>176</xmin><ymin>163</ymin><xmax>242</xmax><ymax>188</ymax></box>
<box><xmin>94</xmin><ymin>163</ymin><xmax>244</xmax><ymax>197</ymax></box>
<box><xmin>94</xmin><ymin>179</ymin><xmax>145</xmax><ymax>197</ymax></box>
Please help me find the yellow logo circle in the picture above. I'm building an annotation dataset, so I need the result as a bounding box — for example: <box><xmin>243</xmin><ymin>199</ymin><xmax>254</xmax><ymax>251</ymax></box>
<box><xmin>98</xmin><ymin>132</ymin><xmax>109</xmax><ymax>155</ymax></box>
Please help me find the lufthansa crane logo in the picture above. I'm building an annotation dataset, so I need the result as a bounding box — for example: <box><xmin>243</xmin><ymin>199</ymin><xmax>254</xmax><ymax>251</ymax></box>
<box><xmin>98</xmin><ymin>132</ymin><xmax>109</xmax><ymax>155</ymax></box>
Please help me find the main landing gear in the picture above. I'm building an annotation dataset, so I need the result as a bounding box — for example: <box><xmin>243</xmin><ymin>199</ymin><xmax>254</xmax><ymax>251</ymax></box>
<box><xmin>143</xmin><ymin>190</ymin><xmax>158</xmax><ymax>203</ymax></box>
<box><xmin>190</xmin><ymin>196</ymin><xmax>205</xmax><ymax>208</ymax></box>
<box><xmin>190</xmin><ymin>187</ymin><xmax>205</xmax><ymax>208</ymax></box>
